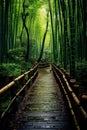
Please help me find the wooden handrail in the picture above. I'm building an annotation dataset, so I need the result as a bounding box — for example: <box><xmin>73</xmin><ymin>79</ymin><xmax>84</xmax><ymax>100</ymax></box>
<box><xmin>1</xmin><ymin>69</ymin><xmax>38</xmax><ymax>119</ymax></box>
<box><xmin>52</xmin><ymin>64</ymin><xmax>87</xmax><ymax>118</ymax></box>
<box><xmin>0</xmin><ymin>81</ymin><xmax>15</xmax><ymax>94</ymax></box>
<box><xmin>0</xmin><ymin>63</ymin><xmax>38</xmax><ymax>94</ymax></box>
<box><xmin>0</xmin><ymin>63</ymin><xmax>39</xmax><ymax>120</ymax></box>
<box><xmin>52</xmin><ymin>64</ymin><xmax>87</xmax><ymax>129</ymax></box>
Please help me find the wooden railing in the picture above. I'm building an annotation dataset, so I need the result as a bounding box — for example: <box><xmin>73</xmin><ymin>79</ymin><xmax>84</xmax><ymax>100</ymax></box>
<box><xmin>0</xmin><ymin>63</ymin><xmax>39</xmax><ymax>121</ymax></box>
<box><xmin>52</xmin><ymin>64</ymin><xmax>87</xmax><ymax>130</ymax></box>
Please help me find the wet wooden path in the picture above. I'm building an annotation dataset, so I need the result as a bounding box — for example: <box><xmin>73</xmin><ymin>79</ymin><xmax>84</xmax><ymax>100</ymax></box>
<box><xmin>14</xmin><ymin>67</ymin><xmax>73</xmax><ymax>130</ymax></box>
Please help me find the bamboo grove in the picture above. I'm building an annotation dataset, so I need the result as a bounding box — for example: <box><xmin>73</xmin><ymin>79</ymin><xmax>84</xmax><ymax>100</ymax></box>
<box><xmin>0</xmin><ymin>0</ymin><xmax>87</xmax><ymax>76</ymax></box>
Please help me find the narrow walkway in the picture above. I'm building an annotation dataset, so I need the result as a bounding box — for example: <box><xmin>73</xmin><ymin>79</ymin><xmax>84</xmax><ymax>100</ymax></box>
<box><xmin>14</xmin><ymin>67</ymin><xmax>73</xmax><ymax>130</ymax></box>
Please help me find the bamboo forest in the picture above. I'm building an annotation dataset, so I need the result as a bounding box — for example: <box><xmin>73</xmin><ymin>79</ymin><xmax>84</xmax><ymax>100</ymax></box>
<box><xmin>0</xmin><ymin>0</ymin><xmax>87</xmax><ymax>130</ymax></box>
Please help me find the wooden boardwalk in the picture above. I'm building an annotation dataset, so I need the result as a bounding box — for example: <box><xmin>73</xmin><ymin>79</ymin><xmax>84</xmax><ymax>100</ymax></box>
<box><xmin>13</xmin><ymin>67</ymin><xmax>73</xmax><ymax>130</ymax></box>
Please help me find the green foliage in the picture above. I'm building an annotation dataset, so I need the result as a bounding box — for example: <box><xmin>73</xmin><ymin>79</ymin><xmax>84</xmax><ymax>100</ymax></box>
<box><xmin>75</xmin><ymin>60</ymin><xmax>87</xmax><ymax>93</ymax></box>
<box><xmin>8</xmin><ymin>47</ymin><xmax>26</xmax><ymax>62</ymax></box>
<box><xmin>0</xmin><ymin>63</ymin><xmax>22</xmax><ymax>77</ymax></box>
<box><xmin>0</xmin><ymin>65</ymin><xmax>9</xmax><ymax>77</ymax></box>
<box><xmin>0</xmin><ymin>47</ymin><xmax>32</xmax><ymax>88</ymax></box>
<box><xmin>0</xmin><ymin>63</ymin><xmax>22</xmax><ymax>87</ymax></box>
<box><xmin>8</xmin><ymin>47</ymin><xmax>31</xmax><ymax>67</ymax></box>
<box><xmin>75</xmin><ymin>60</ymin><xmax>87</xmax><ymax>80</ymax></box>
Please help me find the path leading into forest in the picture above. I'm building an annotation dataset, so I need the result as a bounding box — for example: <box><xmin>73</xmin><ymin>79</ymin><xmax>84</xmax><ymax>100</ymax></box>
<box><xmin>14</xmin><ymin>67</ymin><xmax>73</xmax><ymax>130</ymax></box>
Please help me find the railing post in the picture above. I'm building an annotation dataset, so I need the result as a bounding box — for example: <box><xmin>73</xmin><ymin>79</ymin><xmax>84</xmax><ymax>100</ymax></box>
<box><xmin>20</xmin><ymin>70</ymin><xmax>25</xmax><ymax>86</ymax></box>
<box><xmin>80</xmin><ymin>94</ymin><xmax>87</xmax><ymax>112</ymax></box>
<box><xmin>28</xmin><ymin>68</ymin><xmax>31</xmax><ymax>79</ymax></box>
<box><xmin>9</xmin><ymin>75</ymin><xmax>15</xmax><ymax>99</ymax></box>
<box><xmin>69</xmin><ymin>79</ymin><xmax>76</xmax><ymax>87</ymax></box>
<box><xmin>20</xmin><ymin>70</ymin><xmax>26</xmax><ymax>96</ymax></box>
<box><xmin>65</xmin><ymin>72</ymin><xmax>72</xmax><ymax>81</ymax></box>
<box><xmin>34</xmin><ymin>65</ymin><xmax>38</xmax><ymax>81</ymax></box>
<box><xmin>73</xmin><ymin>84</ymin><xmax>79</xmax><ymax>96</ymax></box>
<box><xmin>9</xmin><ymin>75</ymin><xmax>18</xmax><ymax>112</ymax></box>
<box><xmin>29</xmin><ymin>69</ymin><xmax>33</xmax><ymax>86</ymax></box>
<box><xmin>32</xmin><ymin>68</ymin><xmax>35</xmax><ymax>83</ymax></box>
<box><xmin>69</xmin><ymin>79</ymin><xmax>79</xmax><ymax>96</ymax></box>
<box><xmin>28</xmin><ymin>68</ymin><xmax>31</xmax><ymax>88</ymax></box>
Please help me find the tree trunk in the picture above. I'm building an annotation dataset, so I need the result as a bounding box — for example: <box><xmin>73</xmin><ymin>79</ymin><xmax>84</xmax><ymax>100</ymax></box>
<box><xmin>82</xmin><ymin>0</ymin><xmax>87</xmax><ymax>60</ymax></box>
<box><xmin>24</xmin><ymin>24</ymin><xmax>30</xmax><ymax>62</ymax></box>
<box><xmin>37</xmin><ymin>11</ymin><xmax>49</xmax><ymax>62</ymax></box>
<box><xmin>0</xmin><ymin>0</ymin><xmax>3</xmax><ymax>62</ymax></box>
<box><xmin>60</xmin><ymin>0</ymin><xmax>67</xmax><ymax>69</ymax></box>
<box><xmin>68</xmin><ymin>0</ymin><xmax>75</xmax><ymax>76</ymax></box>
<box><xmin>22</xmin><ymin>0</ymin><xmax>30</xmax><ymax>62</ymax></box>
<box><xmin>54</xmin><ymin>0</ymin><xmax>58</xmax><ymax>63</ymax></box>
<box><xmin>48</xmin><ymin>0</ymin><xmax>57</xmax><ymax>63</ymax></box>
